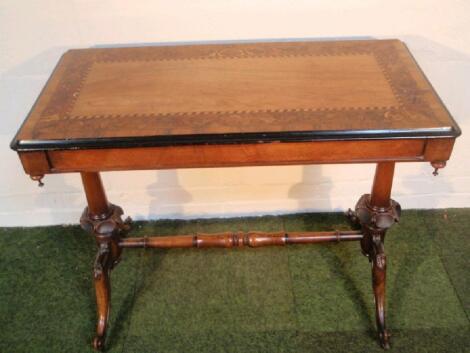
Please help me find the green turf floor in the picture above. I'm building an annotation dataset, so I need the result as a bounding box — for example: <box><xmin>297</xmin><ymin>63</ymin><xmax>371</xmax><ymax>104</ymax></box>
<box><xmin>0</xmin><ymin>209</ymin><xmax>469</xmax><ymax>353</ymax></box>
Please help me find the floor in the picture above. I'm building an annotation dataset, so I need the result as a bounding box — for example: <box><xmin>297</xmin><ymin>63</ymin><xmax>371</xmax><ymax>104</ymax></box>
<box><xmin>0</xmin><ymin>209</ymin><xmax>469</xmax><ymax>353</ymax></box>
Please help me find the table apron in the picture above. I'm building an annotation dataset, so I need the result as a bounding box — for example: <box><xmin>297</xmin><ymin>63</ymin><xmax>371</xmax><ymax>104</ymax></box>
<box><xmin>19</xmin><ymin>138</ymin><xmax>455</xmax><ymax>175</ymax></box>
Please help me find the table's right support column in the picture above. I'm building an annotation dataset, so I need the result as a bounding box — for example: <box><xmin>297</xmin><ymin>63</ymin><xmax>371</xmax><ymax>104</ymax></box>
<box><xmin>352</xmin><ymin>162</ymin><xmax>401</xmax><ymax>349</ymax></box>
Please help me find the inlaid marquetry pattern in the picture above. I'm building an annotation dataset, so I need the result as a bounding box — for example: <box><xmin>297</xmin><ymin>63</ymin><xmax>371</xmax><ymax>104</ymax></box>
<box><xmin>31</xmin><ymin>40</ymin><xmax>442</xmax><ymax>139</ymax></box>
<box><xmin>42</xmin><ymin>43</ymin><xmax>400</xmax><ymax>117</ymax></box>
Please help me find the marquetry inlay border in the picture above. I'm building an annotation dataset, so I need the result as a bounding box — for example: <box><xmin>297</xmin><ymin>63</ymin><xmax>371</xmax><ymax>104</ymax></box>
<box><xmin>29</xmin><ymin>40</ymin><xmax>443</xmax><ymax>141</ymax></box>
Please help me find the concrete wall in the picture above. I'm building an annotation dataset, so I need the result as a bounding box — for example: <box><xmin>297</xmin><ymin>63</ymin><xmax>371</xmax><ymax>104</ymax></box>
<box><xmin>1</xmin><ymin>0</ymin><xmax>469</xmax><ymax>226</ymax></box>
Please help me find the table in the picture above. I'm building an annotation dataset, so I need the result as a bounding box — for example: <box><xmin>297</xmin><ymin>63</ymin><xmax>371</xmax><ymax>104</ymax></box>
<box><xmin>11</xmin><ymin>39</ymin><xmax>461</xmax><ymax>350</ymax></box>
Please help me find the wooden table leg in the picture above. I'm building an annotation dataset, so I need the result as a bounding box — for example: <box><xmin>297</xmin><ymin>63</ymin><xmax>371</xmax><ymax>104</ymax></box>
<box><xmin>79</xmin><ymin>172</ymin><xmax>130</xmax><ymax>350</ymax></box>
<box><xmin>352</xmin><ymin>162</ymin><xmax>401</xmax><ymax>349</ymax></box>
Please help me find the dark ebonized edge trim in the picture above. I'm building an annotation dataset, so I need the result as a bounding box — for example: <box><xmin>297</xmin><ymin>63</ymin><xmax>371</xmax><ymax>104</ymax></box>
<box><xmin>11</xmin><ymin>126</ymin><xmax>460</xmax><ymax>152</ymax></box>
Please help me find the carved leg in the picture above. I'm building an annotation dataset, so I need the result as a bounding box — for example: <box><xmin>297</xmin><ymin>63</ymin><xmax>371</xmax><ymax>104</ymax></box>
<box><xmin>370</xmin><ymin>230</ymin><xmax>388</xmax><ymax>348</ymax></box>
<box><xmin>93</xmin><ymin>242</ymin><xmax>111</xmax><ymax>350</ymax></box>
<box><xmin>353</xmin><ymin>163</ymin><xmax>401</xmax><ymax>349</ymax></box>
<box><xmin>80</xmin><ymin>172</ymin><xmax>130</xmax><ymax>350</ymax></box>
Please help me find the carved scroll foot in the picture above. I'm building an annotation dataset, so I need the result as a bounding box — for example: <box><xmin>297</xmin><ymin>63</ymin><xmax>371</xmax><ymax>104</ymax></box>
<box><xmin>354</xmin><ymin>194</ymin><xmax>400</xmax><ymax>349</ymax></box>
<box><xmin>80</xmin><ymin>204</ymin><xmax>130</xmax><ymax>351</ymax></box>
<box><xmin>93</xmin><ymin>336</ymin><xmax>105</xmax><ymax>351</ymax></box>
<box><xmin>371</xmin><ymin>231</ymin><xmax>390</xmax><ymax>349</ymax></box>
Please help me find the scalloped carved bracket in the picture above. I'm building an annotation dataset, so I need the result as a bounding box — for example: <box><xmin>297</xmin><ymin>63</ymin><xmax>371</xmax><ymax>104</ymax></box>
<box><xmin>80</xmin><ymin>204</ymin><xmax>131</xmax><ymax>237</ymax></box>
<box><xmin>80</xmin><ymin>203</ymin><xmax>132</xmax><ymax>269</ymax></box>
<box><xmin>354</xmin><ymin>194</ymin><xmax>401</xmax><ymax>232</ymax></box>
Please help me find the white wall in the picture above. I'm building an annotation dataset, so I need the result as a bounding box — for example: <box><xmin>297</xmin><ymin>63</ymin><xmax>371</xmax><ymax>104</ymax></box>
<box><xmin>1</xmin><ymin>0</ymin><xmax>469</xmax><ymax>226</ymax></box>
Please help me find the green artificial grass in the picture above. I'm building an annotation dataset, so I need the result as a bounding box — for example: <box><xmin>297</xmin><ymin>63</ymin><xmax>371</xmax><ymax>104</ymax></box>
<box><xmin>0</xmin><ymin>210</ymin><xmax>469</xmax><ymax>352</ymax></box>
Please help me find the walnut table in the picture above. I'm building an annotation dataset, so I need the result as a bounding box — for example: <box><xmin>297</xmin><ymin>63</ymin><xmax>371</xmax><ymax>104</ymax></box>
<box><xmin>11</xmin><ymin>39</ymin><xmax>461</xmax><ymax>350</ymax></box>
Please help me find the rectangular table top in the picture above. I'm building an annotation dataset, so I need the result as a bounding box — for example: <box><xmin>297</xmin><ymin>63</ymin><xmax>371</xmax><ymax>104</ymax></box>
<box><xmin>11</xmin><ymin>39</ymin><xmax>460</xmax><ymax>151</ymax></box>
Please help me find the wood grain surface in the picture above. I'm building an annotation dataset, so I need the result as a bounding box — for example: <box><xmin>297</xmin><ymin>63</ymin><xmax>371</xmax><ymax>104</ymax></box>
<box><xmin>11</xmin><ymin>39</ymin><xmax>460</xmax><ymax>150</ymax></box>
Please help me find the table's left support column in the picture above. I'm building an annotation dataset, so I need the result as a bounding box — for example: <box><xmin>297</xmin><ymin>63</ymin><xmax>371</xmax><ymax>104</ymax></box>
<box><xmin>350</xmin><ymin>162</ymin><xmax>401</xmax><ymax>349</ymax></box>
<box><xmin>79</xmin><ymin>172</ymin><xmax>130</xmax><ymax>350</ymax></box>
